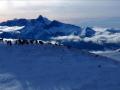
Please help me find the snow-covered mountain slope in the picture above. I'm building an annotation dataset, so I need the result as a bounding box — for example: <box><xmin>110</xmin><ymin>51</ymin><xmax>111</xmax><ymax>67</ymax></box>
<box><xmin>18</xmin><ymin>20</ymin><xmax>81</xmax><ymax>40</ymax></box>
<box><xmin>0</xmin><ymin>44</ymin><xmax>120</xmax><ymax>90</ymax></box>
<box><xmin>0</xmin><ymin>15</ymin><xmax>120</xmax><ymax>51</ymax></box>
<box><xmin>0</xmin><ymin>15</ymin><xmax>82</xmax><ymax>39</ymax></box>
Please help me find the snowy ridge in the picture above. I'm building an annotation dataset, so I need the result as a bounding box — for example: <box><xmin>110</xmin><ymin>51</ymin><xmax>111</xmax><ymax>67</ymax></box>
<box><xmin>92</xmin><ymin>49</ymin><xmax>120</xmax><ymax>61</ymax></box>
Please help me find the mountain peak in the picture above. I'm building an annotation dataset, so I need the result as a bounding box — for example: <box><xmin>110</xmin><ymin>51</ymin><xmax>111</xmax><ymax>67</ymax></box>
<box><xmin>81</xmin><ymin>27</ymin><xmax>95</xmax><ymax>37</ymax></box>
<box><xmin>37</xmin><ymin>15</ymin><xmax>44</xmax><ymax>20</ymax></box>
<box><xmin>36</xmin><ymin>15</ymin><xmax>51</xmax><ymax>25</ymax></box>
<box><xmin>36</xmin><ymin>15</ymin><xmax>45</xmax><ymax>23</ymax></box>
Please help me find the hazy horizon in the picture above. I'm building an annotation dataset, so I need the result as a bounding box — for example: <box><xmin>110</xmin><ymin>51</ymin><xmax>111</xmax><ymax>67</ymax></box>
<box><xmin>0</xmin><ymin>0</ymin><xmax>120</xmax><ymax>27</ymax></box>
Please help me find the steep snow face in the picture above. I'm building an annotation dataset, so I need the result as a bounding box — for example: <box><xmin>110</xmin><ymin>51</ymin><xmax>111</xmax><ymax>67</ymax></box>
<box><xmin>47</xmin><ymin>21</ymin><xmax>81</xmax><ymax>36</ymax></box>
<box><xmin>15</xmin><ymin>18</ymin><xmax>81</xmax><ymax>40</ymax></box>
<box><xmin>0</xmin><ymin>44</ymin><xmax>120</xmax><ymax>90</ymax></box>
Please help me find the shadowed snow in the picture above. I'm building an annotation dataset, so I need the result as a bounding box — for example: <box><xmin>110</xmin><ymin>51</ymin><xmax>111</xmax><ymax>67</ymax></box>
<box><xmin>0</xmin><ymin>44</ymin><xmax>119</xmax><ymax>90</ymax></box>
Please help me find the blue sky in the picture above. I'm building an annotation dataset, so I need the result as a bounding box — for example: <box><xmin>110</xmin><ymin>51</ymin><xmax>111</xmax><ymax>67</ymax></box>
<box><xmin>0</xmin><ymin>0</ymin><xmax>120</xmax><ymax>27</ymax></box>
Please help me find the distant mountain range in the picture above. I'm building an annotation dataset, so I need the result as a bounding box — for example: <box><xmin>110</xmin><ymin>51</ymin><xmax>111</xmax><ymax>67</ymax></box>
<box><xmin>0</xmin><ymin>15</ymin><xmax>120</xmax><ymax>51</ymax></box>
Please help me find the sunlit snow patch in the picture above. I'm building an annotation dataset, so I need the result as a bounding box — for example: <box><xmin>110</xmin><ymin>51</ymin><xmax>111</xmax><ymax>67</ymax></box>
<box><xmin>0</xmin><ymin>26</ymin><xmax>24</xmax><ymax>32</ymax></box>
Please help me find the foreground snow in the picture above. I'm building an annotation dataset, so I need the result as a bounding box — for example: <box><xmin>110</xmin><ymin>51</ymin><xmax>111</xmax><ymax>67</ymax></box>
<box><xmin>0</xmin><ymin>44</ymin><xmax>120</xmax><ymax>90</ymax></box>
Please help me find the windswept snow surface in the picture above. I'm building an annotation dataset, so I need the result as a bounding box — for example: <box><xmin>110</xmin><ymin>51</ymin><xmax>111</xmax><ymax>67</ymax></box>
<box><xmin>0</xmin><ymin>44</ymin><xmax>120</xmax><ymax>90</ymax></box>
<box><xmin>92</xmin><ymin>50</ymin><xmax>120</xmax><ymax>62</ymax></box>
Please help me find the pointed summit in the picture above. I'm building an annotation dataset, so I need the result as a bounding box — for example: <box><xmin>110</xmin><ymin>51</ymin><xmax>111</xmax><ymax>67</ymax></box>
<box><xmin>36</xmin><ymin>15</ymin><xmax>45</xmax><ymax>23</ymax></box>
<box><xmin>36</xmin><ymin>15</ymin><xmax>51</xmax><ymax>25</ymax></box>
<box><xmin>37</xmin><ymin>15</ymin><xmax>44</xmax><ymax>21</ymax></box>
